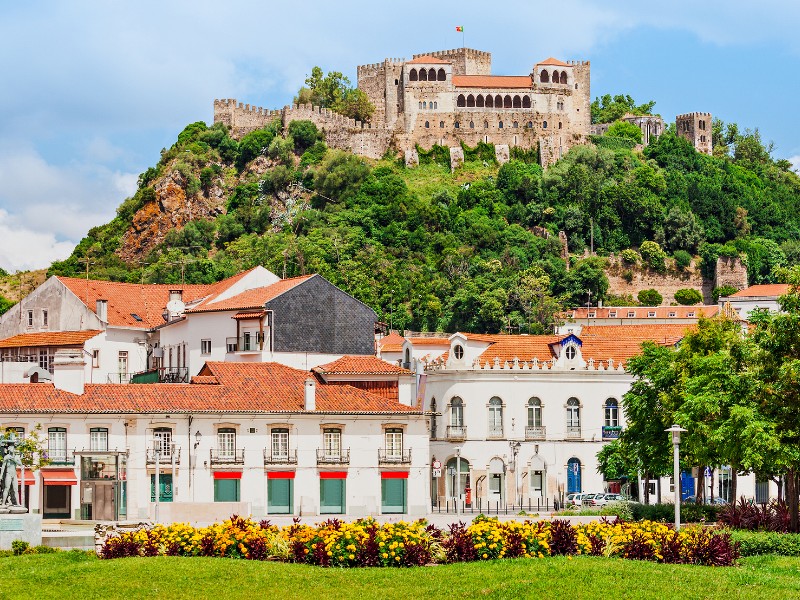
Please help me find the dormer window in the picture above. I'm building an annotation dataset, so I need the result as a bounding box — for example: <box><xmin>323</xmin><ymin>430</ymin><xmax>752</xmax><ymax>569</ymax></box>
<box><xmin>627</xmin><ymin>311</ymin><xmax>636</xmax><ymax>318</ymax></box>
<box><xmin>668</xmin><ymin>311</ymin><xmax>676</xmax><ymax>318</ymax></box>
<box><xmin>565</xmin><ymin>345</ymin><xmax>577</xmax><ymax>360</ymax></box>
<box><xmin>453</xmin><ymin>344</ymin><xmax>464</xmax><ymax>360</ymax></box>
<box><xmin>648</xmin><ymin>311</ymin><xmax>656</xmax><ymax>318</ymax></box>
<box><xmin>608</xmin><ymin>311</ymin><xmax>617</xmax><ymax>318</ymax></box>
<box><xmin>687</xmin><ymin>312</ymin><xmax>695</xmax><ymax>318</ymax></box>
<box><xmin>588</xmin><ymin>312</ymin><xmax>596</xmax><ymax>318</ymax></box>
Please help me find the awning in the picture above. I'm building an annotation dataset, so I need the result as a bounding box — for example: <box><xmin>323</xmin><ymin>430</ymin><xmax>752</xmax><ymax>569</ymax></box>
<box><xmin>232</xmin><ymin>311</ymin><xmax>266</xmax><ymax>320</ymax></box>
<box><xmin>319</xmin><ymin>471</ymin><xmax>348</xmax><ymax>479</ymax></box>
<box><xmin>381</xmin><ymin>471</ymin><xmax>409</xmax><ymax>479</ymax></box>
<box><xmin>266</xmin><ymin>471</ymin><xmax>295</xmax><ymax>479</ymax></box>
<box><xmin>41</xmin><ymin>469</ymin><xmax>77</xmax><ymax>486</ymax></box>
<box><xmin>213</xmin><ymin>471</ymin><xmax>242</xmax><ymax>480</ymax></box>
<box><xmin>16</xmin><ymin>469</ymin><xmax>35</xmax><ymax>486</ymax></box>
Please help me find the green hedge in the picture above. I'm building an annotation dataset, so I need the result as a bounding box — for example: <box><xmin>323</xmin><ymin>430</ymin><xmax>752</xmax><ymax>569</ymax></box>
<box><xmin>731</xmin><ymin>531</ymin><xmax>800</xmax><ymax>556</ymax></box>
<box><xmin>590</xmin><ymin>135</ymin><xmax>637</xmax><ymax>151</ymax></box>
<box><xmin>629</xmin><ymin>503</ymin><xmax>720</xmax><ymax>523</ymax></box>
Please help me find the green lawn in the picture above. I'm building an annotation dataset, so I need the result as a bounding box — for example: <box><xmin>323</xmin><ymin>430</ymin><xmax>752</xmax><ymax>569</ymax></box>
<box><xmin>5</xmin><ymin>553</ymin><xmax>800</xmax><ymax>599</ymax></box>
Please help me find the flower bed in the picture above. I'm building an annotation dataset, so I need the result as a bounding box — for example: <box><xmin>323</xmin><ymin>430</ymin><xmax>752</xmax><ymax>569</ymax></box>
<box><xmin>99</xmin><ymin>515</ymin><xmax>739</xmax><ymax>567</ymax></box>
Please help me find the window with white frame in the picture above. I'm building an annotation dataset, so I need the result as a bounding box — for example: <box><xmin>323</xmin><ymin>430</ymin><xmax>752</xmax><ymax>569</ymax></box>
<box><xmin>488</xmin><ymin>397</ymin><xmax>503</xmax><ymax>437</ymax></box>
<box><xmin>385</xmin><ymin>428</ymin><xmax>403</xmax><ymax>458</ymax></box>
<box><xmin>27</xmin><ymin>310</ymin><xmax>33</xmax><ymax>327</ymax></box>
<box><xmin>90</xmin><ymin>427</ymin><xmax>108</xmax><ymax>451</ymax></box>
<box><xmin>7</xmin><ymin>427</ymin><xmax>24</xmax><ymax>441</ymax></box>
<box><xmin>217</xmin><ymin>428</ymin><xmax>236</xmax><ymax>459</ymax></box>
<box><xmin>566</xmin><ymin>398</ymin><xmax>581</xmax><ymax>428</ymax></box>
<box><xmin>271</xmin><ymin>428</ymin><xmax>289</xmax><ymax>460</ymax></box>
<box><xmin>450</xmin><ymin>397</ymin><xmax>464</xmax><ymax>427</ymax></box>
<box><xmin>118</xmin><ymin>351</ymin><xmax>128</xmax><ymax>375</ymax></box>
<box><xmin>604</xmin><ymin>398</ymin><xmax>619</xmax><ymax>427</ymax></box>
<box><xmin>48</xmin><ymin>427</ymin><xmax>67</xmax><ymax>461</ymax></box>
<box><xmin>527</xmin><ymin>398</ymin><xmax>542</xmax><ymax>427</ymax></box>
<box><xmin>153</xmin><ymin>427</ymin><xmax>172</xmax><ymax>457</ymax></box>
<box><xmin>42</xmin><ymin>309</ymin><xmax>48</xmax><ymax>328</ymax></box>
<box><xmin>323</xmin><ymin>428</ymin><xmax>341</xmax><ymax>459</ymax></box>
<box><xmin>92</xmin><ymin>349</ymin><xmax>100</xmax><ymax>368</ymax></box>
<box><xmin>201</xmin><ymin>339</ymin><xmax>212</xmax><ymax>356</ymax></box>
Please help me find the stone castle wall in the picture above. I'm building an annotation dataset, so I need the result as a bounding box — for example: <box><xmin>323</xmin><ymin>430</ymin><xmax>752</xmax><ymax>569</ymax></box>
<box><xmin>715</xmin><ymin>256</ymin><xmax>748</xmax><ymax>291</ymax></box>
<box><xmin>606</xmin><ymin>258</ymin><xmax>713</xmax><ymax>304</ymax></box>
<box><xmin>412</xmin><ymin>48</ymin><xmax>492</xmax><ymax>76</ymax></box>
<box><xmin>677</xmin><ymin>112</ymin><xmax>713</xmax><ymax>155</ymax></box>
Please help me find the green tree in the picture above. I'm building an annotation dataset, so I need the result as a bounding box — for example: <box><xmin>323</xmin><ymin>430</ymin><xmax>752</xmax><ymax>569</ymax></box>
<box><xmin>674</xmin><ymin>288</ymin><xmax>702</xmax><ymax>305</ymax></box>
<box><xmin>606</xmin><ymin>120</ymin><xmax>642</xmax><ymax>144</ymax></box>
<box><xmin>287</xmin><ymin>120</ymin><xmax>321</xmax><ymax>153</ymax></box>
<box><xmin>596</xmin><ymin>440</ymin><xmax>636</xmax><ymax>482</ymax></box>
<box><xmin>515</xmin><ymin>266</ymin><xmax>565</xmax><ymax>334</ymax></box>
<box><xmin>661</xmin><ymin>207</ymin><xmax>705</xmax><ymax>253</ymax></box>
<box><xmin>639</xmin><ymin>241</ymin><xmax>667</xmax><ymax>272</ymax></box>
<box><xmin>561</xmin><ymin>256</ymin><xmax>609</xmax><ymax>306</ymax></box>
<box><xmin>591</xmin><ymin>94</ymin><xmax>656</xmax><ymax>124</ymax></box>
<box><xmin>336</xmin><ymin>89</ymin><xmax>375</xmax><ymax>123</ymax></box>
<box><xmin>637</xmin><ymin>289</ymin><xmax>663</xmax><ymax>306</ymax></box>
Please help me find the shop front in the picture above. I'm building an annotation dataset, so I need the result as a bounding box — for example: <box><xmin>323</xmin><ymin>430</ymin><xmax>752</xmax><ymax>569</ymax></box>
<box><xmin>77</xmin><ymin>452</ymin><xmax>127</xmax><ymax>521</ymax></box>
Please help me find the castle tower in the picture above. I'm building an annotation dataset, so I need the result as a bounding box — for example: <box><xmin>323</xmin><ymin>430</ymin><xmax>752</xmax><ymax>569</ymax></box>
<box><xmin>676</xmin><ymin>112</ymin><xmax>712</xmax><ymax>155</ymax></box>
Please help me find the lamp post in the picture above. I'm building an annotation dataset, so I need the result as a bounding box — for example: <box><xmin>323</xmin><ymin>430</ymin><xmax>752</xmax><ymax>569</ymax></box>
<box><xmin>455</xmin><ymin>447</ymin><xmax>461</xmax><ymax>516</ymax></box>
<box><xmin>509</xmin><ymin>440</ymin><xmax>521</xmax><ymax>506</ymax></box>
<box><xmin>665</xmin><ymin>425</ymin><xmax>687</xmax><ymax>530</ymax></box>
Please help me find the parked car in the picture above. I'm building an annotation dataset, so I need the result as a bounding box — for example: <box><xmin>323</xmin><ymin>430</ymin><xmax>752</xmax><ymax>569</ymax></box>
<box><xmin>683</xmin><ymin>496</ymin><xmax>728</xmax><ymax>505</ymax></box>
<box><xmin>592</xmin><ymin>493</ymin><xmax>624</xmax><ymax>506</ymax></box>
<box><xmin>567</xmin><ymin>492</ymin><xmax>600</xmax><ymax>507</ymax></box>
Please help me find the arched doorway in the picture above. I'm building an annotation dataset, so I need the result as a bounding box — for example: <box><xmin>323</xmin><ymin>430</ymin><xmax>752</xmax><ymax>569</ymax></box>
<box><xmin>567</xmin><ymin>458</ymin><xmax>582</xmax><ymax>493</ymax></box>
<box><xmin>488</xmin><ymin>457</ymin><xmax>505</xmax><ymax>504</ymax></box>
<box><xmin>446</xmin><ymin>456</ymin><xmax>470</xmax><ymax>504</ymax></box>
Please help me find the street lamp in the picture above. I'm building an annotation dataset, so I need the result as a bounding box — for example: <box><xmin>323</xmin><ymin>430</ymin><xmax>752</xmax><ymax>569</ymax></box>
<box><xmin>509</xmin><ymin>441</ymin><xmax>521</xmax><ymax>506</ymax></box>
<box><xmin>455</xmin><ymin>447</ymin><xmax>461</xmax><ymax>516</ymax></box>
<box><xmin>665</xmin><ymin>424</ymin><xmax>687</xmax><ymax>530</ymax></box>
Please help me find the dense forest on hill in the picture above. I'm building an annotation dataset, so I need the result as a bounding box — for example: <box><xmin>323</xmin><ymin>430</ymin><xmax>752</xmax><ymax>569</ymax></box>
<box><xmin>42</xmin><ymin>98</ymin><xmax>800</xmax><ymax>333</ymax></box>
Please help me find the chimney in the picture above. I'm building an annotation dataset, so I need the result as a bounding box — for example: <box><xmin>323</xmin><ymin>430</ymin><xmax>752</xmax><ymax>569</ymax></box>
<box><xmin>304</xmin><ymin>378</ymin><xmax>316</xmax><ymax>411</ymax></box>
<box><xmin>169</xmin><ymin>290</ymin><xmax>183</xmax><ymax>302</ymax></box>
<box><xmin>96</xmin><ymin>299</ymin><xmax>108</xmax><ymax>322</ymax></box>
<box><xmin>52</xmin><ymin>349</ymin><xmax>86</xmax><ymax>395</ymax></box>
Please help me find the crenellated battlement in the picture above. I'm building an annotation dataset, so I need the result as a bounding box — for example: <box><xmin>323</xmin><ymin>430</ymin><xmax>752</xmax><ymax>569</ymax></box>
<box><xmin>676</xmin><ymin>112</ymin><xmax>712</xmax><ymax>119</ymax></box>
<box><xmin>566</xmin><ymin>60</ymin><xmax>590</xmax><ymax>66</ymax></box>
<box><xmin>414</xmin><ymin>48</ymin><xmax>492</xmax><ymax>60</ymax></box>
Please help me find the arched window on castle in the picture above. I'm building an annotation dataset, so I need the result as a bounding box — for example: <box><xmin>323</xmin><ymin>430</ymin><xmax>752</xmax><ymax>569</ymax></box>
<box><xmin>437</xmin><ymin>68</ymin><xmax>446</xmax><ymax>81</ymax></box>
<box><xmin>425</xmin><ymin>121</ymin><xmax>430</xmax><ymax>128</ymax></box>
<box><xmin>454</xmin><ymin>121</ymin><xmax>460</xmax><ymax>129</ymax></box>
<box><xmin>469</xmin><ymin>121</ymin><xmax>474</xmax><ymax>129</ymax></box>
<box><xmin>428</xmin><ymin>68</ymin><xmax>436</xmax><ymax>80</ymax></box>
<box><xmin>418</xmin><ymin>101</ymin><xmax>423</xmax><ymax>109</ymax></box>
<box><xmin>419</xmin><ymin>69</ymin><xmax>428</xmax><ymax>81</ymax></box>
<box><xmin>552</xmin><ymin>70</ymin><xmax>560</xmax><ymax>83</ymax></box>
<box><xmin>476</xmin><ymin>95</ymin><xmax>485</xmax><ymax>108</ymax></box>
<box><xmin>423</xmin><ymin>101</ymin><xmax>427</xmax><ymax>109</ymax></box>
<box><xmin>498</xmin><ymin>121</ymin><xmax>504</xmax><ymax>129</ymax></box>
<box><xmin>527</xmin><ymin>121</ymin><xmax>533</xmax><ymax>128</ymax></box>
<box><xmin>439</xmin><ymin>120</ymin><xmax>444</xmax><ymax>128</ymax></box>
<box><xmin>540</xmin><ymin>69</ymin><xmax>549</xmax><ymax>83</ymax></box>
<box><xmin>560</xmin><ymin>71</ymin><xmax>568</xmax><ymax>84</ymax></box>
<box><xmin>513</xmin><ymin>95</ymin><xmax>522</xmax><ymax>108</ymax></box>
<box><xmin>543</xmin><ymin>121</ymin><xmax>548</xmax><ymax>129</ymax></box>
<box><xmin>494</xmin><ymin>94</ymin><xmax>502</xmax><ymax>107</ymax></box>
<box><xmin>485</xmin><ymin>95</ymin><xmax>493</xmax><ymax>108</ymax></box>
<box><xmin>467</xmin><ymin>94</ymin><xmax>475</xmax><ymax>107</ymax></box>
<box><xmin>484</xmin><ymin>121</ymin><xmax>489</xmax><ymax>129</ymax></box>
<box><xmin>523</xmin><ymin>96</ymin><xmax>531</xmax><ymax>108</ymax></box>
<box><xmin>558</xmin><ymin>122</ymin><xmax>563</xmax><ymax>129</ymax></box>
<box><xmin>457</xmin><ymin>94</ymin><xmax>466</xmax><ymax>107</ymax></box>
<box><xmin>513</xmin><ymin>121</ymin><xmax>519</xmax><ymax>128</ymax></box>
<box><xmin>433</xmin><ymin>101</ymin><xmax>438</xmax><ymax>109</ymax></box>
<box><xmin>409</xmin><ymin>69</ymin><xmax>418</xmax><ymax>81</ymax></box>
<box><xmin>503</xmin><ymin>95</ymin><xmax>512</xmax><ymax>109</ymax></box>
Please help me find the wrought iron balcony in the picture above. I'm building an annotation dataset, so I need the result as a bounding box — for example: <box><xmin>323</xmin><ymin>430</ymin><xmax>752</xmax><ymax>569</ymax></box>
<box><xmin>525</xmin><ymin>426</ymin><xmax>546</xmax><ymax>440</ymax></box>
<box><xmin>602</xmin><ymin>426</ymin><xmax>622</xmax><ymax>440</ymax></box>
<box><xmin>46</xmin><ymin>449</ymin><xmax>75</xmax><ymax>465</ymax></box>
<box><xmin>566</xmin><ymin>426</ymin><xmax>582</xmax><ymax>439</ymax></box>
<box><xmin>146</xmin><ymin>447</ymin><xmax>181</xmax><ymax>465</ymax></box>
<box><xmin>316</xmin><ymin>448</ymin><xmax>350</xmax><ymax>465</ymax></box>
<box><xmin>446</xmin><ymin>426</ymin><xmax>467</xmax><ymax>441</ymax></box>
<box><xmin>487</xmin><ymin>427</ymin><xmax>504</xmax><ymax>440</ymax></box>
<box><xmin>158</xmin><ymin>367</ymin><xmax>189</xmax><ymax>383</ymax></box>
<box><xmin>378</xmin><ymin>448</ymin><xmax>412</xmax><ymax>465</ymax></box>
<box><xmin>263</xmin><ymin>448</ymin><xmax>297</xmax><ymax>465</ymax></box>
<box><xmin>210</xmin><ymin>448</ymin><xmax>245</xmax><ymax>465</ymax></box>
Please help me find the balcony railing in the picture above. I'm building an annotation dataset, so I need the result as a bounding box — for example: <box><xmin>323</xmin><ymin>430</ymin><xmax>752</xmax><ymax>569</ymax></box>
<box><xmin>378</xmin><ymin>449</ymin><xmax>412</xmax><ymax>465</ymax></box>
<box><xmin>158</xmin><ymin>367</ymin><xmax>189</xmax><ymax>383</ymax></box>
<box><xmin>525</xmin><ymin>426</ymin><xmax>546</xmax><ymax>440</ymax></box>
<box><xmin>487</xmin><ymin>427</ymin><xmax>504</xmax><ymax>439</ymax></box>
<box><xmin>146</xmin><ymin>447</ymin><xmax>181</xmax><ymax>465</ymax></box>
<box><xmin>226</xmin><ymin>333</ymin><xmax>265</xmax><ymax>353</ymax></box>
<box><xmin>316</xmin><ymin>448</ymin><xmax>350</xmax><ymax>465</ymax></box>
<box><xmin>446</xmin><ymin>426</ymin><xmax>467</xmax><ymax>441</ymax></box>
<box><xmin>566</xmin><ymin>426</ymin><xmax>582</xmax><ymax>439</ymax></box>
<box><xmin>602</xmin><ymin>426</ymin><xmax>622</xmax><ymax>440</ymax></box>
<box><xmin>46</xmin><ymin>449</ymin><xmax>75</xmax><ymax>465</ymax></box>
<box><xmin>107</xmin><ymin>372</ymin><xmax>132</xmax><ymax>384</ymax></box>
<box><xmin>263</xmin><ymin>448</ymin><xmax>297</xmax><ymax>465</ymax></box>
<box><xmin>210</xmin><ymin>449</ymin><xmax>245</xmax><ymax>465</ymax></box>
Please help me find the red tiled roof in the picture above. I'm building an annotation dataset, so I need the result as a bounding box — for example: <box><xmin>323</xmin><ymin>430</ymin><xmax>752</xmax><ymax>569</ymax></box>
<box><xmin>452</xmin><ymin>75</ymin><xmax>533</xmax><ymax>89</ymax></box>
<box><xmin>314</xmin><ymin>355</ymin><xmax>412</xmax><ymax>375</ymax></box>
<box><xmin>0</xmin><ymin>330</ymin><xmax>102</xmax><ymax>349</ymax></box>
<box><xmin>408</xmin><ymin>337</ymin><xmax>451</xmax><ymax>346</ymax></box>
<box><xmin>58</xmin><ymin>277</ymin><xmax>211</xmax><ymax>328</ymax></box>
<box><xmin>476</xmin><ymin>335</ymin><xmax>562</xmax><ymax>363</ymax></box>
<box><xmin>186</xmin><ymin>276</ymin><xmax>313</xmax><ymax>313</ymax></box>
<box><xmin>729</xmin><ymin>284</ymin><xmax>790</xmax><ymax>298</ymax></box>
<box><xmin>0</xmin><ymin>362</ymin><xmax>419</xmax><ymax>414</ymax></box>
<box><xmin>537</xmin><ymin>57</ymin><xmax>569</xmax><ymax>66</ymax></box>
<box><xmin>232</xmin><ymin>311</ymin><xmax>266</xmax><ymax>320</ymax></box>
<box><xmin>567</xmin><ymin>306</ymin><xmax>719</xmax><ymax>319</ymax></box>
<box><xmin>378</xmin><ymin>332</ymin><xmax>407</xmax><ymax>352</ymax></box>
<box><xmin>408</xmin><ymin>55</ymin><xmax>449</xmax><ymax>64</ymax></box>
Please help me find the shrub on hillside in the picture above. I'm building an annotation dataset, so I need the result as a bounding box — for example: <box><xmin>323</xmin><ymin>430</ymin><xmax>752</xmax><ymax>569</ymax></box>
<box><xmin>674</xmin><ymin>288</ymin><xmax>703</xmax><ymax>305</ymax></box>
<box><xmin>713</xmin><ymin>285</ymin><xmax>739</xmax><ymax>303</ymax></box>
<box><xmin>637</xmin><ymin>288</ymin><xmax>663</xmax><ymax>306</ymax></box>
<box><xmin>639</xmin><ymin>241</ymin><xmax>667</xmax><ymax>272</ymax></box>
<box><xmin>620</xmin><ymin>248</ymin><xmax>640</xmax><ymax>266</ymax></box>
<box><xmin>673</xmin><ymin>249</ymin><xmax>692</xmax><ymax>270</ymax></box>
<box><xmin>287</xmin><ymin>120</ymin><xmax>321</xmax><ymax>153</ymax></box>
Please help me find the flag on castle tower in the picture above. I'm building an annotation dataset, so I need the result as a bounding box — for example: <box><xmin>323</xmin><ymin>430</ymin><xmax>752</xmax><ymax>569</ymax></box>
<box><xmin>455</xmin><ymin>26</ymin><xmax>463</xmax><ymax>32</ymax></box>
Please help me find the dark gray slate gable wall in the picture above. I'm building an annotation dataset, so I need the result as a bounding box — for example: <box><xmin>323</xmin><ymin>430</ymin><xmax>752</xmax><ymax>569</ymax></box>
<box><xmin>265</xmin><ymin>275</ymin><xmax>376</xmax><ymax>355</ymax></box>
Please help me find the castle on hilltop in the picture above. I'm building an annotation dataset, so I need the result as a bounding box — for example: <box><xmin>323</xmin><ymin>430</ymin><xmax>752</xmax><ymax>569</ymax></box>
<box><xmin>214</xmin><ymin>48</ymin><xmax>711</xmax><ymax>166</ymax></box>
<box><xmin>214</xmin><ymin>48</ymin><xmax>591</xmax><ymax>167</ymax></box>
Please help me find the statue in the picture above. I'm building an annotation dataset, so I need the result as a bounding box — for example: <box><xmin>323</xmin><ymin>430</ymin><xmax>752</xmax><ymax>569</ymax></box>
<box><xmin>0</xmin><ymin>434</ymin><xmax>28</xmax><ymax>513</ymax></box>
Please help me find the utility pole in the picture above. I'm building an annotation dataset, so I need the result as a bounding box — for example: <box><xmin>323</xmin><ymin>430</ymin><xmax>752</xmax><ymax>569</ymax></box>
<box><xmin>77</xmin><ymin>257</ymin><xmax>95</xmax><ymax>305</ymax></box>
<box><xmin>154</xmin><ymin>448</ymin><xmax>160</xmax><ymax>523</ymax></box>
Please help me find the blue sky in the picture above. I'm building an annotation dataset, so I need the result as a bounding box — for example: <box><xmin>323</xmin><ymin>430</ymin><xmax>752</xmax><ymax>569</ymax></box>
<box><xmin>1</xmin><ymin>0</ymin><xmax>799</xmax><ymax>272</ymax></box>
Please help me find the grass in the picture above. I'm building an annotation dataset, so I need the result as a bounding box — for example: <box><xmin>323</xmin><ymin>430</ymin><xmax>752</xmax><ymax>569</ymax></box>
<box><xmin>5</xmin><ymin>553</ymin><xmax>800</xmax><ymax>599</ymax></box>
<box><xmin>374</xmin><ymin>158</ymin><xmax>500</xmax><ymax>200</ymax></box>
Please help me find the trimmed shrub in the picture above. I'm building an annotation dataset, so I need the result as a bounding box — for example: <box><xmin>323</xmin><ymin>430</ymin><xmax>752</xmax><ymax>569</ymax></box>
<box><xmin>732</xmin><ymin>531</ymin><xmax>800</xmax><ymax>556</ymax></box>
<box><xmin>638</xmin><ymin>288</ymin><xmax>663</xmax><ymax>306</ymax></box>
<box><xmin>620</xmin><ymin>249</ymin><xmax>640</xmax><ymax>266</ymax></box>
<box><xmin>674</xmin><ymin>288</ymin><xmax>703</xmax><ymax>305</ymax></box>
<box><xmin>639</xmin><ymin>241</ymin><xmax>667</xmax><ymax>273</ymax></box>
<box><xmin>713</xmin><ymin>285</ymin><xmax>739</xmax><ymax>303</ymax></box>
<box><xmin>673</xmin><ymin>249</ymin><xmax>692</xmax><ymax>270</ymax></box>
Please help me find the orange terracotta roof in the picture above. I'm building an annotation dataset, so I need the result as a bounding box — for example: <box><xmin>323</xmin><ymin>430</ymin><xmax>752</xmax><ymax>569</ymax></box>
<box><xmin>453</xmin><ymin>75</ymin><xmax>533</xmax><ymax>89</ymax></box>
<box><xmin>314</xmin><ymin>355</ymin><xmax>412</xmax><ymax>375</ymax></box>
<box><xmin>58</xmin><ymin>277</ymin><xmax>211</xmax><ymax>328</ymax></box>
<box><xmin>477</xmin><ymin>335</ymin><xmax>562</xmax><ymax>363</ymax></box>
<box><xmin>580</xmin><ymin>324</ymin><xmax>695</xmax><ymax>346</ymax></box>
<box><xmin>729</xmin><ymin>284</ymin><xmax>790</xmax><ymax>298</ymax></box>
<box><xmin>408</xmin><ymin>337</ymin><xmax>451</xmax><ymax>346</ymax></box>
<box><xmin>378</xmin><ymin>332</ymin><xmax>407</xmax><ymax>352</ymax></box>
<box><xmin>567</xmin><ymin>306</ymin><xmax>719</xmax><ymax>319</ymax></box>
<box><xmin>408</xmin><ymin>55</ymin><xmax>449</xmax><ymax>64</ymax></box>
<box><xmin>182</xmin><ymin>267</ymin><xmax>262</xmax><ymax>308</ymax></box>
<box><xmin>0</xmin><ymin>330</ymin><xmax>102</xmax><ymax>349</ymax></box>
<box><xmin>186</xmin><ymin>276</ymin><xmax>313</xmax><ymax>313</ymax></box>
<box><xmin>0</xmin><ymin>362</ymin><xmax>419</xmax><ymax>414</ymax></box>
<box><xmin>537</xmin><ymin>57</ymin><xmax>570</xmax><ymax>66</ymax></box>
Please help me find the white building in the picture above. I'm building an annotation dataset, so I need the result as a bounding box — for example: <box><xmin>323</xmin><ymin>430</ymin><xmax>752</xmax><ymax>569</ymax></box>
<box><xmin>559</xmin><ymin>305</ymin><xmax>720</xmax><ymax>333</ymax></box>
<box><xmin>0</xmin><ymin>354</ymin><xmax>428</xmax><ymax>522</ymax></box>
<box><xmin>719</xmin><ymin>284</ymin><xmax>789</xmax><ymax>320</ymax></box>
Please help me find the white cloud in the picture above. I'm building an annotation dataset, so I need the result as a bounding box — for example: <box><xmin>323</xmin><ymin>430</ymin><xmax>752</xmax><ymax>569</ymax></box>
<box><xmin>789</xmin><ymin>155</ymin><xmax>800</xmax><ymax>173</ymax></box>
<box><xmin>0</xmin><ymin>209</ymin><xmax>74</xmax><ymax>272</ymax></box>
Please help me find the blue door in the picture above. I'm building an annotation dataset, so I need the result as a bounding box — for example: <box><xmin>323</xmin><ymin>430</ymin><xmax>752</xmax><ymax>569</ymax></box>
<box><xmin>680</xmin><ymin>471</ymin><xmax>695</xmax><ymax>501</ymax></box>
<box><xmin>567</xmin><ymin>458</ymin><xmax>581</xmax><ymax>493</ymax></box>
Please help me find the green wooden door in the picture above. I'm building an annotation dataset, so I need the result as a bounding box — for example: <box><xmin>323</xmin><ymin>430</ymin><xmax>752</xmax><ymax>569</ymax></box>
<box><xmin>268</xmin><ymin>479</ymin><xmax>293</xmax><ymax>514</ymax></box>
<box><xmin>320</xmin><ymin>478</ymin><xmax>345</xmax><ymax>514</ymax></box>
<box><xmin>381</xmin><ymin>478</ymin><xmax>407</xmax><ymax>514</ymax></box>
<box><xmin>150</xmin><ymin>474</ymin><xmax>173</xmax><ymax>502</ymax></box>
<box><xmin>214</xmin><ymin>478</ymin><xmax>240</xmax><ymax>502</ymax></box>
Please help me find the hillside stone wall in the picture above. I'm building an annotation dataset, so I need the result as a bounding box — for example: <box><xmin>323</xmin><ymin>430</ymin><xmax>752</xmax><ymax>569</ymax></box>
<box><xmin>606</xmin><ymin>258</ymin><xmax>712</xmax><ymax>304</ymax></box>
<box><xmin>714</xmin><ymin>256</ymin><xmax>748</xmax><ymax>291</ymax></box>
